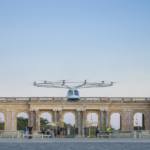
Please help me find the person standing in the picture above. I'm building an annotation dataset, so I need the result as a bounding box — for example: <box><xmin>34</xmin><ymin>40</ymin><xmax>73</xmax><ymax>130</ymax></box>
<box><xmin>54</xmin><ymin>127</ymin><xmax>56</xmax><ymax>137</ymax></box>
<box><xmin>64</xmin><ymin>127</ymin><xmax>67</xmax><ymax>138</ymax></box>
<box><xmin>57</xmin><ymin>127</ymin><xmax>60</xmax><ymax>138</ymax></box>
<box><xmin>84</xmin><ymin>126</ymin><xmax>87</xmax><ymax>138</ymax></box>
<box><xmin>24</xmin><ymin>126</ymin><xmax>28</xmax><ymax>138</ymax></box>
<box><xmin>137</xmin><ymin>126</ymin><xmax>140</xmax><ymax>130</ymax></box>
<box><xmin>27</xmin><ymin>125</ymin><xmax>33</xmax><ymax>139</ymax></box>
<box><xmin>42</xmin><ymin>127</ymin><xmax>45</xmax><ymax>135</ymax></box>
<box><xmin>60</xmin><ymin>126</ymin><xmax>63</xmax><ymax>138</ymax></box>
<box><xmin>96</xmin><ymin>126</ymin><xmax>99</xmax><ymax>138</ymax></box>
<box><xmin>107</xmin><ymin>126</ymin><xmax>111</xmax><ymax>134</ymax></box>
<box><xmin>67</xmin><ymin>126</ymin><xmax>70</xmax><ymax>138</ymax></box>
<box><xmin>75</xmin><ymin>127</ymin><xmax>78</xmax><ymax>138</ymax></box>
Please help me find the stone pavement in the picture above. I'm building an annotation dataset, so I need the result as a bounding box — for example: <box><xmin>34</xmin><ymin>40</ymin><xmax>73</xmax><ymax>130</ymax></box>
<box><xmin>0</xmin><ymin>139</ymin><xmax>150</xmax><ymax>150</ymax></box>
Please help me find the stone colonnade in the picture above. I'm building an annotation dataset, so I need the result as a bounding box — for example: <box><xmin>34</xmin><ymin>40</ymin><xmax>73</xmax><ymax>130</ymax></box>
<box><xmin>1</xmin><ymin>108</ymin><xmax>150</xmax><ymax>134</ymax></box>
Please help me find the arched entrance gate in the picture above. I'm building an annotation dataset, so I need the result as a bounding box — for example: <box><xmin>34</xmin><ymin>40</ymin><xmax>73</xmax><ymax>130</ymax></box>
<box><xmin>0</xmin><ymin>97</ymin><xmax>150</xmax><ymax>134</ymax></box>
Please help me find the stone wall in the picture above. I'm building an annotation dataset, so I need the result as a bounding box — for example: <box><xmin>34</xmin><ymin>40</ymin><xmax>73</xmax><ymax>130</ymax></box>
<box><xmin>0</xmin><ymin>97</ymin><xmax>150</xmax><ymax>133</ymax></box>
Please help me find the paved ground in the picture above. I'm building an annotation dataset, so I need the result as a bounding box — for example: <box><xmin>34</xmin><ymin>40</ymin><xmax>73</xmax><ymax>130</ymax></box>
<box><xmin>0</xmin><ymin>139</ymin><xmax>150</xmax><ymax>150</ymax></box>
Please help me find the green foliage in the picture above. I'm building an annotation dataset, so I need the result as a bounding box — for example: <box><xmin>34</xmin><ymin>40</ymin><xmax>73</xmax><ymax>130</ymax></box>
<box><xmin>134</xmin><ymin>126</ymin><xmax>143</xmax><ymax>130</ymax></box>
<box><xmin>64</xmin><ymin>122</ymin><xmax>75</xmax><ymax>135</ymax></box>
<box><xmin>110</xmin><ymin>126</ymin><xmax>116</xmax><ymax>131</ymax></box>
<box><xmin>86</xmin><ymin>126</ymin><xmax>96</xmax><ymax>137</ymax></box>
<box><xmin>40</xmin><ymin>117</ymin><xmax>48</xmax><ymax>130</ymax></box>
<box><xmin>40</xmin><ymin>117</ymin><xmax>76</xmax><ymax>135</ymax></box>
<box><xmin>0</xmin><ymin>122</ymin><xmax>4</xmax><ymax>130</ymax></box>
<box><xmin>17</xmin><ymin>117</ymin><xmax>28</xmax><ymax>130</ymax></box>
<box><xmin>16</xmin><ymin>117</ymin><xmax>119</xmax><ymax>136</ymax></box>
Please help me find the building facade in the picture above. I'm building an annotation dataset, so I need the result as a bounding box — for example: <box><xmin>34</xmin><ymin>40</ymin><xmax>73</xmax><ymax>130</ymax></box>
<box><xmin>0</xmin><ymin>97</ymin><xmax>150</xmax><ymax>135</ymax></box>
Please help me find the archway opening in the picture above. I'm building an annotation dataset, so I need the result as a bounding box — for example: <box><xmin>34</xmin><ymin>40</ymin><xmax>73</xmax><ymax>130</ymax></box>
<box><xmin>0</xmin><ymin>113</ymin><xmax>4</xmax><ymax>130</ymax></box>
<box><xmin>134</xmin><ymin>113</ymin><xmax>145</xmax><ymax>130</ymax></box>
<box><xmin>17</xmin><ymin>112</ymin><xmax>28</xmax><ymax>130</ymax></box>
<box><xmin>63</xmin><ymin>112</ymin><xmax>75</xmax><ymax>137</ymax></box>
<box><xmin>110</xmin><ymin>113</ymin><xmax>121</xmax><ymax>131</ymax></box>
<box><xmin>40</xmin><ymin>112</ymin><xmax>52</xmax><ymax>131</ymax></box>
<box><xmin>87</xmin><ymin>113</ymin><xmax>98</xmax><ymax>137</ymax></box>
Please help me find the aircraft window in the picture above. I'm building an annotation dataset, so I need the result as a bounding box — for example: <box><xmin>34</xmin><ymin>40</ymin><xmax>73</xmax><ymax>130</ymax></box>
<box><xmin>69</xmin><ymin>90</ymin><xmax>73</xmax><ymax>96</ymax></box>
<box><xmin>74</xmin><ymin>90</ymin><xmax>79</xmax><ymax>96</ymax></box>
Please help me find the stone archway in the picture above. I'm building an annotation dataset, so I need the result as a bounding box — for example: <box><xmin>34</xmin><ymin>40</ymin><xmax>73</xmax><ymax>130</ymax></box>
<box><xmin>132</xmin><ymin>110</ymin><xmax>147</xmax><ymax>130</ymax></box>
<box><xmin>85</xmin><ymin>110</ymin><xmax>100</xmax><ymax>127</ymax></box>
<box><xmin>0</xmin><ymin>110</ymin><xmax>6</xmax><ymax>130</ymax></box>
<box><xmin>15</xmin><ymin>110</ymin><xmax>30</xmax><ymax>131</ymax></box>
<box><xmin>109</xmin><ymin>110</ymin><xmax>123</xmax><ymax>130</ymax></box>
<box><xmin>38</xmin><ymin>110</ymin><xmax>53</xmax><ymax>131</ymax></box>
<box><xmin>62</xmin><ymin>110</ymin><xmax>77</xmax><ymax>127</ymax></box>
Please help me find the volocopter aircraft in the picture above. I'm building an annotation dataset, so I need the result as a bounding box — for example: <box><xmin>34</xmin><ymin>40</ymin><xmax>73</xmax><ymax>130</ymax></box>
<box><xmin>33</xmin><ymin>80</ymin><xmax>115</xmax><ymax>109</ymax></box>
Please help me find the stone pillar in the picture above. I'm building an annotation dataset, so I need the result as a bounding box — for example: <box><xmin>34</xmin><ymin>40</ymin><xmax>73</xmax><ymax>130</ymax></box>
<box><xmin>11</xmin><ymin>110</ymin><xmax>15</xmax><ymax>131</ymax></box>
<box><xmin>123</xmin><ymin>110</ymin><xmax>127</xmax><ymax>131</ymax></box>
<box><xmin>6</xmin><ymin>109</ymin><xmax>11</xmax><ymax>130</ymax></box>
<box><xmin>30</xmin><ymin>110</ymin><xmax>33</xmax><ymax>126</ymax></box>
<box><xmin>142</xmin><ymin>114</ymin><xmax>145</xmax><ymax>130</ymax></box>
<box><xmin>53</xmin><ymin>110</ymin><xmax>57</xmax><ymax>122</ymax></box>
<box><xmin>100</xmin><ymin>110</ymin><xmax>104</xmax><ymax>131</ymax></box>
<box><xmin>58</xmin><ymin>110</ymin><xmax>62</xmax><ymax>123</ymax></box>
<box><xmin>77</xmin><ymin>110</ymin><xmax>81</xmax><ymax>135</ymax></box>
<box><xmin>82</xmin><ymin>110</ymin><xmax>86</xmax><ymax>136</ymax></box>
<box><xmin>128</xmin><ymin>110</ymin><xmax>132</xmax><ymax>130</ymax></box>
<box><xmin>35</xmin><ymin>109</ymin><xmax>39</xmax><ymax>131</ymax></box>
<box><xmin>147</xmin><ymin>110</ymin><xmax>150</xmax><ymax>130</ymax></box>
<box><xmin>105</xmin><ymin>110</ymin><xmax>109</xmax><ymax>128</ymax></box>
<box><xmin>120</xmin><ymin>115</ymin><xmax>122</xmax><ymax>130</ymax></box>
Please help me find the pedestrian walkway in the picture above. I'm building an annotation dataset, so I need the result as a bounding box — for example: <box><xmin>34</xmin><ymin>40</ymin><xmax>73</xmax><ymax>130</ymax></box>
<box><xmin>0</xmin><ymin>139</ymin><xmax>150</xmax><ymax>150</ymax></box>
<box><xmin>0</xmin><ymin>138</ymin><xmax>150</xmax><ymax>143</ymax></box>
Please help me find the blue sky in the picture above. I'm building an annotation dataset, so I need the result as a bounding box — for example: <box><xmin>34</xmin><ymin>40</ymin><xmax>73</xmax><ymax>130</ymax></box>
<box><xmin>0</xmin><ymin>0</ymin><xmax>150</xmax><ymax>97</ymax></box>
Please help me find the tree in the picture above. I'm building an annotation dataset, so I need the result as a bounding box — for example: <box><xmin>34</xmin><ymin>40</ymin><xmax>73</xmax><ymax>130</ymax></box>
<box><xmin>0</xmin><ymin>122</ymin><xmax>4</xmax><ymax>130</ymax></box>
<box><xmin>17</xmin><ymin>117</ymin><xmax>28</xmax><ymax>130</ymax></box>
<box><xmin>134</xmin><ymin>126</ymin><xmax>143</xmax><ymax>130</ymax></box>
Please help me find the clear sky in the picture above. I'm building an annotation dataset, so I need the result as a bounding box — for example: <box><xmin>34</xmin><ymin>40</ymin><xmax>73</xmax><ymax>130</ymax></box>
<box><xmin>0</xmin><ymin>0</ymin><xmax>150</xmax><ymax>97</ymax></box>
<box><xmin>0</xmin><ymin>1</ymin><xmax>149</xmax><ymax>129</ymax></box>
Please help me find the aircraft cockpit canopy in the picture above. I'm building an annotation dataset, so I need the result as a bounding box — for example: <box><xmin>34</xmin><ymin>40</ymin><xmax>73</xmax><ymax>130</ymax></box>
<box><xmin>68</xmin><ymin>90</ymin><xmax>79</xmax><ymax>96</ymax></box>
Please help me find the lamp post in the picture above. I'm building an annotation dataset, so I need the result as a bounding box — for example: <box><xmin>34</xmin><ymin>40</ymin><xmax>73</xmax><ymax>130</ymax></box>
<box><xmin>45</xmin><ymin>112</ymin><xmax>48</xmax><ymax>124</ymax></box>
<box><xmin>135</xmin><ymin>120</ymin><xmax>138</xmax><ymax>125</ymax></box>
<box><xmin>135</xmin><ymin>113</ymin><xmax>139</xmax><ymax>130</ymax></box>
<box><xmin>90</xmin><ymin>120</ymin><xmax>93</xmax><ymax>124</ymax></box>
<box><xmin>89</xmin><ymin>120</ymin><xmax>93</xmax><ymax>137</ymax></box>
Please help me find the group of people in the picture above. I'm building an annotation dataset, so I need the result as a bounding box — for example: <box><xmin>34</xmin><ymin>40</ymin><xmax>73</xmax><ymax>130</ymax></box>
<box><xmin>24</xmin><ymin>126</ymin><xmax>33</xmax><ymax>139</ymax></box>
<box><xmin>42</xmin><ymin>126</ymin><xmax>72</xmax><ymax>138</ymax></box>
<box><xmin>24</xmin><ymin>125</ymin><xmax>103</xmax><ymax>139</ymax></box>
<box><xmin>42</xmin><ymin>127</ymin><xmax>55</xmax><ymax>137</ymax></box>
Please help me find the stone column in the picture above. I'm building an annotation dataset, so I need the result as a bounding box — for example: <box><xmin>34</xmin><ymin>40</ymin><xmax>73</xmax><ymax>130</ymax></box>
<box><xmin>53</xmin><ymin>110</ymin><xmax>57</xmax><ymax>122</ymax></box>
<box><xmin>11</xmin><ymin>109</ymin><xmax>15</xmax><ymax>131</ymax></box>
<box><xmin>105</xmin><ymin>110</ymin><xmax>109</xmax><ymax>128</ymax></box>
<box><xmin>120</xmin><ymin>115</ymin><xmax>122</xmax><ymax>130</ymax></box>
<box><xmin>30</xmin><ymin>109</ymin><xmax>33</xmax><ymax>126</ymax></box>
<box><xmin>77</xmin><ymin>109</ymin><xmax>81</xmax><ymax>135</ymax></box>
<box><xmin>6</xmin><ymin>109</ymin><xmax>11</xmax><ymax>130</ymax></box>
<box><xmin>128</xmin><ymin>110</ymin><xmax>132</xmax><ymax>130</ymax></box>
<box><xmin>147</xmin><ymin>110</ymin><xmax>150</xmax><ymax>130</ymax></box>
<box><xmin>142</xmin><ymin>114</ymin><xmax>145</xmax><ymax>130</ymax></box>
<box><xmin>58</xmin><ymin>110</ymin><xmax>62</xmax><ymax>123</ymax></box>
<box><xmin>82</xmin><ymin>110</ymin><xmax>86</xmax><ymax>136</ymax></box>
<box><xmin>35</xmin><ymin>109</ymin><xmax>39</xmax><ymax>131</ymax></box>
<box><xmin>100</xmin><ymin>110</ymin><xmax>104</xmax><ymax>131</ymax></box>
<box><xmin>123</xmin><ymin>110</ymin><xmax>127</xmax><ymax>131</ymax></box>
